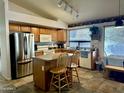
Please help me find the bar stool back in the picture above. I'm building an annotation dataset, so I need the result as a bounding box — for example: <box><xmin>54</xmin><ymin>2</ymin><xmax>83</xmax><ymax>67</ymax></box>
<box><xmin>68</xmin><ymin>51</ymin><xmax>80</xmax><ymax>83</ymax></box>
<box><xmin>50</xmin><ymin>53</ymin><xmax>69</xmax><ymax>93</ymax></box>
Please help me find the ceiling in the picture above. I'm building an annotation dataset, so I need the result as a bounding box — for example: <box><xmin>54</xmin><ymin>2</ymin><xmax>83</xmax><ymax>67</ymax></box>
<box><xmin>9</xmin><ymin>0</ymin><xmax>124</xmax><ymax>25</ymax></box>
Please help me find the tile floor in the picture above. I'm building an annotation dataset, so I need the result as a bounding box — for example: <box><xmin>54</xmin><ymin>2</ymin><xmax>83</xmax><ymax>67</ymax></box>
<box><xmin>0</xmin><ymin>68</ymin><xmax>124</xmax><ymax>93</ymax></box>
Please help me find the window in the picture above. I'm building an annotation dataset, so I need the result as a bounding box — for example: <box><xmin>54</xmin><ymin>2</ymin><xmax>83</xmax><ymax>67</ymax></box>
<box><xmin>105</xmin><ymin>26</ymin><xmax>124</xmax><ymax>56</ymax></box>
<box><xmin>69</xmin><ymin>28</ymin><xmax>91</xmax><ymax>49</ymax></box>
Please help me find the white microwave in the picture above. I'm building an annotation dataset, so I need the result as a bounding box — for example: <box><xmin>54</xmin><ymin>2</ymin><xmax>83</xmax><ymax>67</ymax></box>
<box><xmin>40</xmin><ymin>34</ymin><xmax>52</xmax><ymax>42</ymax></box>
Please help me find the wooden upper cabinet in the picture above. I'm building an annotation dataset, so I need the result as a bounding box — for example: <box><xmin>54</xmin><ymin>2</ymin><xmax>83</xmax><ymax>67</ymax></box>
<box><xmin>20</xmin><ymin>26</ymin><xmax>31</xmax><ymax>32</ymax></box>
<box><xmin>40</xmin><ymin>28</ymin><xmax>47</xmax><ymax>34</ymax></box>
<box><xmin>9</xmin><ymin>24</ymin><xmax>67</xmax><ymax>42</ymax></box>
<box><xmin>57</xmin><ymin>30</ymin><xmax>67</xmax><ymax>42</ymax></box>
<box><xmin>45</xmin><ymin>29</ymin><xmax>51</xmax><ymax>34</ymax></box>
<box><xmin>31</xmin><ymin>27</ymin><xmax>40</xmax><ymax>35</ymax></box>
<box><xmin>9</xmin><ymin>24</ymin><xmax>30</xmax><ymax>32</ymax></box>
<box><xmin>9</xmin><ymin>24</ymin><xmax>20</xmax><ymax>32</ymax></box>
<box><xmin>40</xmin><ymin>28</ymin><xmax>51</xmax><ymax>34</ymax></box>
<box><xmin>31</xmin><ymin>27</ymin><xmax>40</xmax><ymax>42</ymax></box>
<box><xmin>40</xmin><ymin>28</ymin><xmax>58</xmax><ymax>42</ymax></box>
<box><xmin>51</xmin><ymin>30</ymin><xmax>57</xmax><ymax>42</ymax></box>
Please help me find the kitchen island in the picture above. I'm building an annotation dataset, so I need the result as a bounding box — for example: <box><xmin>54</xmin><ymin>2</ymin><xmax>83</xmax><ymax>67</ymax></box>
<box><xmin>33</xmin><ymin>53</ymin><xmax>61</xmax><ymax>91</ymax></box>
<box><xmin>33</xmin><ymin>49</ymin><xmax>80</xmax><ymax>91</ymax></box>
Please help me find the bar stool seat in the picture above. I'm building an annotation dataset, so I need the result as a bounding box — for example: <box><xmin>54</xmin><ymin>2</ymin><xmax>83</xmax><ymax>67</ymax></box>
<box><xmin>68</xmin><ymin>63</ymin><xmax>78</xmax><ymax>68</ymax></box>
<box><xmin>50</xmin><ymin>67</ymin><xmax>67</xmax><ymax>74</ymax></box>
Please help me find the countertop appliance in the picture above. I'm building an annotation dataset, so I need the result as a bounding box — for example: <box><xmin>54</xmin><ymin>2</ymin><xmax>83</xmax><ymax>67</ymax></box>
<box><xmin>9</xmin><ymin>32</ymin><xmax>34</xmax><ymax>79</ymax></box>
<box><xmin>57</xmin><ymin>42</ymin><xmax>65</xmax><ymax>48</ymax></box>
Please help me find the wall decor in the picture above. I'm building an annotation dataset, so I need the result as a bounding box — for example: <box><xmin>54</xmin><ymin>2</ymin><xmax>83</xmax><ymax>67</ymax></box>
<box><xmin>68</xmin><ymin>15</ymin><xmax>124</xmax><ymax>27</ymax></box>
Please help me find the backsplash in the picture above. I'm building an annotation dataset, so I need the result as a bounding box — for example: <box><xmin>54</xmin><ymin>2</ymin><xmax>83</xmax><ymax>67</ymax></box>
<box><xmin>35</xmin><ymin>42</ymin><xmax>57</xmax><ymax>46</ymax></box>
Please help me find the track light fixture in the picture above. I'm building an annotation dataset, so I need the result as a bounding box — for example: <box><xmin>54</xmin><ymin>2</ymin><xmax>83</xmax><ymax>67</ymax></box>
<box><xmin>57</xmin><ymin>0</ymin><xmax>79</xmax><ymax>18</ymax></box>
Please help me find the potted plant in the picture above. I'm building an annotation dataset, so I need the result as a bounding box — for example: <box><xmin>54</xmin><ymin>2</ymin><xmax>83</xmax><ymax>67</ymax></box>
<box><xmin>90</xmin><ymin>26</ymin><xmax>100</xmax><ymax>40</ymax></box>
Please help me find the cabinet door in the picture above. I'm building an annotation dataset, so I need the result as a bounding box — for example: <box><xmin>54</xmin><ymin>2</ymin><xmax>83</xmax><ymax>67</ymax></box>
<box><xmin>35</xmin><ymin>51</ymin><xmax>44</xmax><ymax>56</ymax></box>
<box><xmin>20</xmin><ymin>26</ymin><xmax>31</xmax><ymax>32</ymax></box>
<box><xmin>45</xmin><ymin>29</ymin><xmax>51</xmax><ymax>34</ymax></box>
<box><xmin>9</xmin><ymin>24</ymin><xmax>20</xmax><ymax>32</ymax></box>
<box><xmin>31</xmin><ymin>27</ymin><xmax>40</xmax><ymax>42</ymax></box>
<box><xmin>57</xmin><ymin>30</ymin><xmax>61</xmax><ymax>41</ymax></box>
<box><xmin>40</xmin><ymin>28</ymin><xmax>52</xmax><ymax>35</ymax></box>
<box><xmin>40</xmin><ymin>28</ymin><xmax>48</xmax><ymax>34</ymax></box>
<box><xmin>51</xmin><ymin>30</ymin><xmax>57</xmax><ymax>42</ymax></box>
<box><xmin>62</xmin><ymin>30</ymin><xmax>67</xmax><ymax>42</ymax></box>
<box><xmin>57</xmin><ymin>30</ymin><xmax>67</xmax><ymax>42</ymax></box>
<box><xmin>31</xmin><ymin>27</ymin><xmax>40</xmax><ymax>34</ymax></box>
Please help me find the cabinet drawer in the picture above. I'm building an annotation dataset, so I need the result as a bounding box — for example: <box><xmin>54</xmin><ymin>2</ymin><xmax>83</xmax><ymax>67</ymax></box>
<box><xmin>35</xmin><ymin>51</ymin><xmax>44</xmax><ymax>56</ymax></box>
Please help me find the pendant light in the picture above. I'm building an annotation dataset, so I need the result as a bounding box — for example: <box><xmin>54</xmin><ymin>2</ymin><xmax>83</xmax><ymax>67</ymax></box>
<box><xmin>115</xmin><ymin>0</ymin><xmax>123</xmax><ymax>26</ymax></box>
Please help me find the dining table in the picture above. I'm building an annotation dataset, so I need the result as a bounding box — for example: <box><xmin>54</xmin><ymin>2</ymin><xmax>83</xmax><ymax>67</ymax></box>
<box><xmin>33</xmin><ymin>53</ymin><xmax>73</xmax><ymax>91</ymax></box>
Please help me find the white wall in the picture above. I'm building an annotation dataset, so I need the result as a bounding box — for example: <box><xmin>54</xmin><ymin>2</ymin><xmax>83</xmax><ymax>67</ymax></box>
<box><xmin>0</xmin><ymin>0</ymin><xmax>11</xmax><ymax>80</ymax></box>
<box><xmin>8</xmin><ymin>1</ymin><xmax>41</xmax><ymax>17</ymax></box>
<box><xmin>8</xmin><ymin>1</ymin><xmax>68</xmax><ymax>29</ymax></box>
<box><xmin>8</xmin><ymin>11</ymin><xmax>68</xmax><ymax>29</ymax></box>
<box><xmin>0</xmin><ymin>30</ymin><xmax>1</xmax><ymax>73</ymax></box>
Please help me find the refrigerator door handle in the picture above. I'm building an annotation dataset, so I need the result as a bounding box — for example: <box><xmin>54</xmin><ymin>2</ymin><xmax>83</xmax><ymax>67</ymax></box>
<box><xmin>24</xmin><ymin>36</ymin><xmax>28</xmax><ymax>55</ymax></box>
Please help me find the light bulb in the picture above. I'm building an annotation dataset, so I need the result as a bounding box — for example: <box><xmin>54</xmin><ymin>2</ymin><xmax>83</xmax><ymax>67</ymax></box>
<box><xmin>57</xmin><ymin>0</ymin><xmax>63</xmax><ymax>7</ymax></box>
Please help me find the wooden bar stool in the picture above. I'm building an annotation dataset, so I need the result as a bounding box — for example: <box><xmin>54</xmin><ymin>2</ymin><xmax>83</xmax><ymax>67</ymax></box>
<box><xmin>50</xmin><ymin>53</ymin><xmax>69</xmax><ymax>93</ymax></box>
<box><xmin>68</xmin><ymin>51</ymin><xmax>80</xmax><ymax>83</ymax></box>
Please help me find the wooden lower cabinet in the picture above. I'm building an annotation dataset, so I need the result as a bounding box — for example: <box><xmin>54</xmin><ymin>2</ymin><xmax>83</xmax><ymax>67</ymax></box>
<box><xmin>33</xmin><ymin>58</ymin><xmax>57</xmax><ymax>91</ymax></box>
<box><xmin>35</xmin><ymin>51</ymin><xmax>44</xmax><ymax>56</ymax></box>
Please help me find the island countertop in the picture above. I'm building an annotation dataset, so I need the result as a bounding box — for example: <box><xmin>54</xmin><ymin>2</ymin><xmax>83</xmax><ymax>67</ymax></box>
<box><xmin>34</xmin><ymin>53</ymin><xmax>61</xmax><ymax>61</ymax></box>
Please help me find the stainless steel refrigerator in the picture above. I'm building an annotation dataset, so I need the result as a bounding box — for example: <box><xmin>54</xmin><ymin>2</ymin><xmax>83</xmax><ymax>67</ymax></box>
<box><xmin>9</xmin><ymin>32</ymin><xmax>35</xmax><ymax>79</ymax></box>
